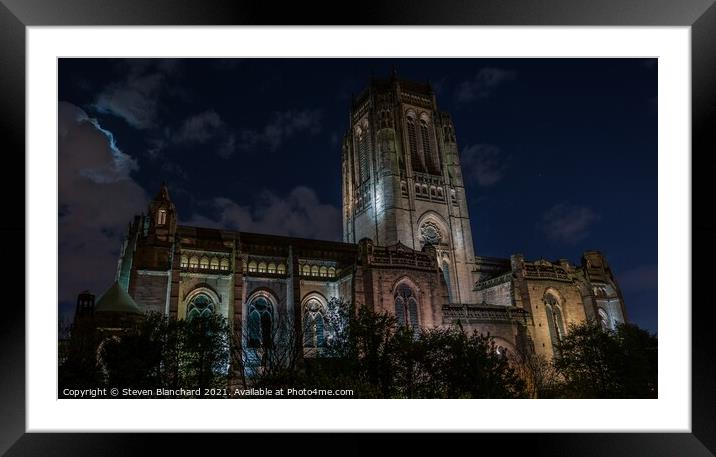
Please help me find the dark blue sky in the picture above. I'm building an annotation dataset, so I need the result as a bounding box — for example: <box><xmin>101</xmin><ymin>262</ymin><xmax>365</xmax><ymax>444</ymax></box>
<box><xmin>58</xmin><ymin>58</ymin><xmax>657</xmax><ymax>333</ymax></box>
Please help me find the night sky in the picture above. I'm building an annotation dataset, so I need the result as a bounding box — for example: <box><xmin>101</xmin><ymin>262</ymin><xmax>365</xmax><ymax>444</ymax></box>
<box><xmin>58</xmin><ymin>58</ymin><xmax>657</xmax><ymax>333</ymax></box>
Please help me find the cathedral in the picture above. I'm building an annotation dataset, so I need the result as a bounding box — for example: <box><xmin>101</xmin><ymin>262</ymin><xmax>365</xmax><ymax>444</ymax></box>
<box><xmin>95</xmin><ymin>73</ymin><xmax>628</xmax><ymax>369</ymax></box>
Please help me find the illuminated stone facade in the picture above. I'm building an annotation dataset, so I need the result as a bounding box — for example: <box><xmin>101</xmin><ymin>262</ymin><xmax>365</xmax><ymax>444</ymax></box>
<box><xmin>342</xmin><ymin>75</ymin><xmax>476</xmax><ymax>305</ymax></box>
<box><xmin>113</xmin><ymin>74</ymin><xmax>628</xmax><ymax>368</ymax></box>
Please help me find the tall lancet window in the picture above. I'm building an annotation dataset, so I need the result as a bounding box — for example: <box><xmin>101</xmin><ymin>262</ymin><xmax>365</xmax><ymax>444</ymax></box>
<box><xmin>303</xmin><ymin>299</ymin><xmax>326</xmax><ymax>348</ymax></box>
<box><xmin>598</xmin><ymin>308</ymin><xmax>610</xmax><ymax>331</ymax></box>
<box><xmin>420</xmin><ymin>118</ymin><xmax>440</xmax><ymax>175</ymax></box>
<box><xmin>157</xmin><ymin>209</ymin><xmax>167</xmax><ymax>226</ymax></box>
<box><xmin>544</xmin><ymin>293</ymin><xmax>566</xmax><ymax>352</ymax></box>
<box><xmin>394</xmin><ymin>283</ymin><xmax>419</xmax><ymax>330</ymax></box>
<box><xmin>441</xmin><ymin>261</ymin><xmax>453</xmax><ymax>304</ymax></box>
<box><xmin>248</xmin><ymin>296</ymin><xmax>274</xmax><ymax>349</ymax></box>
<box><xmin>357</xmin><ymin>126</ymin><xmax>369</xmax><ymax>183</ymax></box>
<box><xmin>406</xmin><ymin>115</ymin><xmax>424</xmax><ymax>173</ymax></box>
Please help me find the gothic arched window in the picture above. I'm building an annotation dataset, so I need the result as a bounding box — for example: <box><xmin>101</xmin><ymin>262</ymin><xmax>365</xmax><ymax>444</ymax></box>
<box><xmin>356</xmin><ymin>126</ymin><xmax>370</xmax><ymax>183</ymax></box>
<box><xmin>303</xmin><ymin>299</ymin><xmax>326</xmax><ymax>348</ymax></box>
<box><xmin>598</xmin><ymin>307</ymin><xmax>610</xmax><ymax>331</ymax></box>
<box><xmin>187</xmin><ymin>293</ymin><xmax>214</xmax><ymax>321</ymax></box>
<box><xmin>394</xmin><ymin>283</ymin><xmax>419</xmax><ymax>329</ymax></box>
<box><xmin>302</xmin><ymin>265</ymin><xmax>311</xmax><ymax>276</ymax></box>
<box><xmin>248</xmin><ymin>261</ymin><xmax>257</xmax><ymax>273</ymax></box>
<box><xmin>442</xmin><ymin>261</ymin><xmax>453</xmax><ymax>304</ymax></box>
<box><xmin>267</xmin><ymin>263</ymin><xmax>276</xmax><ymax>274</ymax></box>
<box><xmin>180</xmin><ymin>255</ymin><xmax>188</xmax><ymax>268</ymax></box>
<box><xmin>200</xmin><ymin>256</ymin><xmax>209</xmax><ymax>269</ymax></box>
<box><xmin>220</xmin><ymin>258</ymin><xmax>230</xmax><ymax>271</ymax></box>
<box><xmin>406</xmin><ymin>114</ymin><xmax>424</xmax><ymax>173</ymax></box>
<box><xmin>544</xmin><ymin>293</ymin><xmax>566</xmax><ymax>351</ymax></box>
<box><xmin>189</xmin><ymin>256</ymin><xmax>199</xmax><ymax>269</ymax></box>
<box><xmin>311</xmin><ymin>265</ymin><xmax>319</xmax><ymax>277</ymax></box>
<box><xmin>210</xmin><ymin>257</ymin><xmax>219</xmax><ymax>270</ymax></box>
<box><xmin>157</xmin><ymin>209</ymin><xmax>167</xmax><ymax>226</ymax></box>
<box><xmin>258</xmin><ymin>262</ymin><xmax>267</xmax><ymax>273</ymax></box>
<box><xmin>247</xmin><ymin>296</ymin><xmax>274</xmax><ymax>349</ymax></box>
<box><xmin>419</xmin><ymin>118</ymin><xmax>440</xmax><ymax>175</ymax></box>
<box><xmin>277</xmin><ymin>263</ymin><xmax>286</xmax><ymax>274</ymax></box>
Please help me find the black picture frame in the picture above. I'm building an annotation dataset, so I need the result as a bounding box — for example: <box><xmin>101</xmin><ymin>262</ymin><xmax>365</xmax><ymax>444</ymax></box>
<box><xmin>2</xmin><ymin>1</ymin><xmax>714</xmax><ymax>455</ymax></box>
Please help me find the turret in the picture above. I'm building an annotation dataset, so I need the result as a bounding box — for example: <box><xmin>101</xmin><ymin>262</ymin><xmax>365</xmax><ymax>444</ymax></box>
<box><xmin>74</xmin><ymin>290</ymin><xmax>95</xmax><ymax>319</ymax></box>
<box><xmin>148</xmin><ymin>182</ymin><xmax>177</xmax><ymax>242</ymax></box>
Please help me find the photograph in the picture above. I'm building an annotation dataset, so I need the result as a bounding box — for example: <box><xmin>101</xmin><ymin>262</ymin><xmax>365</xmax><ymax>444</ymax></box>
<box><xmin>57</xmin><ymin>57</ymin><xmax>658</xmax><ymax>400</ymax></box>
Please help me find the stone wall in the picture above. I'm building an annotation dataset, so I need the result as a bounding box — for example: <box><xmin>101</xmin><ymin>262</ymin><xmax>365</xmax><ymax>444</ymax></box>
<box><xmin>177</xmin><ymin>272</ymin><xmax>234</xmax><ymax>319</ymax></box>
<box><xmin>130</xmin><ymin>270</ymin><xmax>169</xmax><ymax>315</ymax></box>
<box><xmin>519</xmin><ymin>279</ymin><xmax>587</xmax><ymax>359</ymax></box>
<box><xmin>475</xmin><ymin>275</ymin><xmax>514</xmax><ymax>307</ymax></box>
<box><xmin>363</xmin><ymin>266</ymin><xmax>447</xmax><ymax>329</ymax></box>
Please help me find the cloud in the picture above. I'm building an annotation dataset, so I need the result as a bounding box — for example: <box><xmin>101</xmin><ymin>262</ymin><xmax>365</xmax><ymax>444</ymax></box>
<box><xmin>235</xmin><ymin>109</ymin><xmax>322</xmax><ymax>153</ymax></box>
<box><xmin>59</xmin><ymin>102</ymin><xmax>139</xmax><ymax>183</ymax></box>
<box><xmin>184</xmin><ymin>186</ymin><xmax>341</xmax><ymax>241</ymax></box>
<box><xmin>175</xmin><ymin>110</ymin><xmax>224</xmax><ymax>143</ymax></box>
<box><xmin>455</xmin><ymin>68</ymin><xmax>516</xmax><ymax>103</ymax></box>
<box><xmin>539</xmin><ymin>203</ymin><xmax>600</xmax><ymax>244</ymax></box>
<box><xmin>146</xmin><ymin>137</ymin><xmax>167</xmax><ymax>160</ymax></box>
<box><xmin>218</xmin><ymin>134</ymin><xmax>236</xmax><ymax>159</ymax></box>
<box><xmin>155</xmin><ymin>108</ymin><xmax>322</xmax><ymax>159</ymax></box>
<box><xmin>146</xmin><ymin>110</ymin><xmax>228</xmax><ymax>159</ymax></box>
<box><xmin>59</xmin><ymin>101</ymin><xmax>148</xmax><ymax>304</ymax></box>
<box><xmin>460</xmin><ymin>144</ymin><xmax>509</xmax><ymax>187</ymax></box>
<box><xmin>93</xmin><ymin>60</ymin><xmax>178</xmax><ymax>129</ymax></box>
<box><xmin>618</xmin><ymin>264</ymin><xmax>658</xmax><ymax>293</ymax></box>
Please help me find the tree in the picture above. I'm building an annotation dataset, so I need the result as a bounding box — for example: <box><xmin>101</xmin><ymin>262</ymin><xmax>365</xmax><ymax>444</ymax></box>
<box><xmin>613</xmin><ymin>323</ymin><xmax>658</xmax><ymax>397</ymax></box>
<box><xmin>510</xmin><ymin>345</ymin><xmax>563</xmax><ymax>399</ymax></box>
<box><xmin>93</xmin><ymin>312</ymin><xmax>231</xmax><ymax>397</ymax></box>
<box><xmin>300</xmin><ymin>303</ymin><xmax>526</xmax><ymax>399</ymax></box>
<box><xmin>179</xmin><ymin>313</ymin><xmax>231</xmax><ymax>394</ymax></box>
<box><xmin>554</xmin><ymin>321</ymin><xmax>657</xmax><ymax>398</ymax></box>
<box><xmin>58</xmin><ymin>317</ymin><xmax>104</xmax><ymax>392</ymax></box>
<box><xmin>231</xmin><ymin>304</ymin><xmax>304</xmax><ymax>393</ymax></box>
<box><xmin>413</xmin><ymin>324</ymin><xmax>527</xmax><ymax>398</ymax></box>
<box><xmin>100</xmin><ymin>317</ymin><xmax>164</xmax><ymax>390</ymax></box>
<box><xmin>347</xmin><ymin>304</ymin><xmax>401</xmax><ymax>396</ymax></box>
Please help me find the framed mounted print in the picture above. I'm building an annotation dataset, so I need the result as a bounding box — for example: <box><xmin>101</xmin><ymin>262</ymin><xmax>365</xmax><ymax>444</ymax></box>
<box><xmin>2</xmin><ymin>0</ymin><xmax>715</xmax><ymax>455</ymax></box>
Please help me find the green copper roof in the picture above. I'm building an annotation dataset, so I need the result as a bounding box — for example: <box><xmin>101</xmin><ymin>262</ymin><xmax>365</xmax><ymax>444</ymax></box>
<box><xmin>95</xmin><ymin>281</ymin><xmax>143</xmax><ymax>315</ymax></box>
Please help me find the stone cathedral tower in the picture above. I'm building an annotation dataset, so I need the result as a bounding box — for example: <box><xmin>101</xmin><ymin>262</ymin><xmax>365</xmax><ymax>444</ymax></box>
<box><xmin>342</xmin><ymin>73</ymin><xmax>477</xmax><ymax>304</ymax></box>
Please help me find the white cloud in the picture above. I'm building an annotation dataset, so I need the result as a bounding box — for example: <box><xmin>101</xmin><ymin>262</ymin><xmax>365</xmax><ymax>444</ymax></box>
<box><xmin>59</xmin><ymin>101</ymin><xmax>148</xmax><ymax>303</ymax></box>
<box><xmin>176</xmin><ymin>110</ymin><xmax>224</xmax><ymax>143</ymax></box>
<box><xmin>93</xmin><ymin>60</ymin><xmax>178</xmax><ymax>129</ymax></box>
<box><xmin>184</xmin><ymin>186</ymin><xmax>341</xmax><ymax>241</ymax></box>
<box><xmin>158</xmin><ymin>108</ymin><xmax>322</xmax><ymax>159</ymax></box>
<box><xmin>218</xmin><ymin>134</ymin><xmax>236</xmax><ymax>159</ymax></box>
<box><xmin>236</xmin><ymin>109</ymin><xmax>322</xmax><ymax>153</ymax></box>
<box><xmin>456</xmin><ymin>68</ymin><xmax>516</xmax><ymax>103</ymax></box>
<box><xmin>539</xmin><ymin>203</ymin><xmax>600</xmax><ymax>245</ymax></box>
<box><xmin>460</xmin><ymin>144</ymin><xmax>509</xmax><ymax>187</ymax></box>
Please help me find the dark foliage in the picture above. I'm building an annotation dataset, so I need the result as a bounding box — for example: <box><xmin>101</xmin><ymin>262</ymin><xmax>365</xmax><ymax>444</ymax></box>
<box><xmin>59</xmin><ymin>305</ymin><xmax>656</xmax><ymax>399</ymax></box>
<box><xmin>59</xmin><ymin>312</ymin><xmax>231</xmax><ymax>397</ymax></box>
<box><xmin>553</xmin><ymin>321</ymin><xmax>657</xmax><ymax>398</ymax></box>
<box><xmin>58</xmin><ymin>318</ymin><xmax>104</xmax><ymax>391</ymax></box>
<box><xmin>253</xmin><ymin>304</ymin><xmax>526</xmax><ymax>398</ymax></box>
